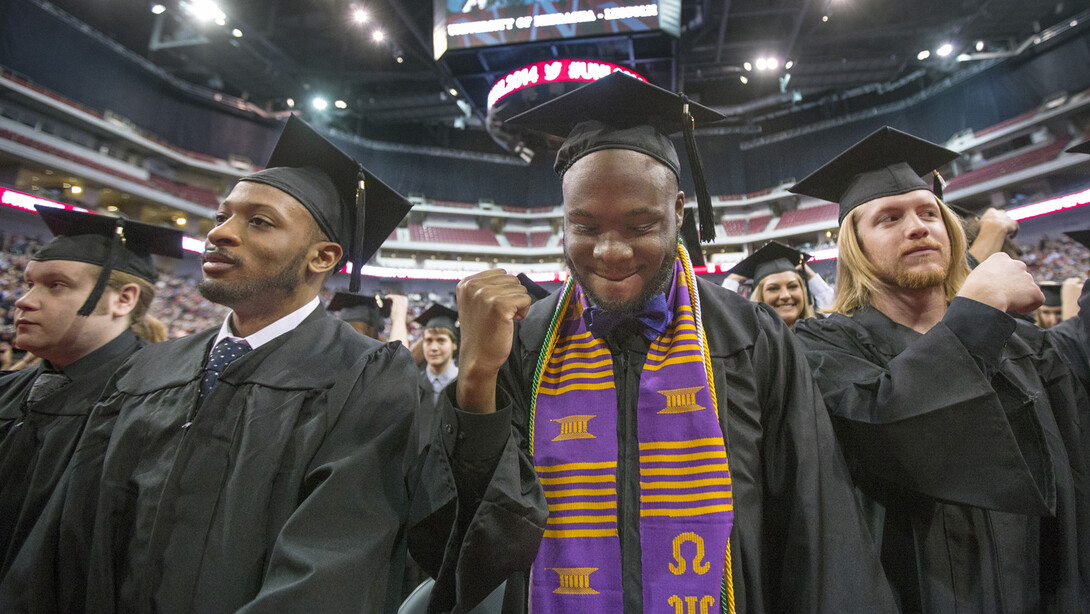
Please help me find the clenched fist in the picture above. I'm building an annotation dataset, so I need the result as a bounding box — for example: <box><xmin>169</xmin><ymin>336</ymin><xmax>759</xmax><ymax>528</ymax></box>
<box><xmin>455</xmin><ymin>269</ymin><xmax>532</xmax><ymax>414</ymax></box>
<box><xmin>957</xmin><ymin>253</ymin><xmax>1044</xmax><ymax>314</ymax></box>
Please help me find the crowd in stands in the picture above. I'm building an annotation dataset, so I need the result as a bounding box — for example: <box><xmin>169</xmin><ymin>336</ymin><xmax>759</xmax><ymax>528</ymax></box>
<box><xmin>1025</xmin><ymin>235</ymin><xmax>1090</xmax><ymax>281</ymax></box>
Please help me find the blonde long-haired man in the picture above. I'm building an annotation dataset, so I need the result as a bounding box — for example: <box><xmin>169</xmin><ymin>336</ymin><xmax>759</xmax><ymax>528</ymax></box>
<box><xmin>791</xmin><ymin>126</ymin><xmax>1090</xmax><ymax>613</ymax></box>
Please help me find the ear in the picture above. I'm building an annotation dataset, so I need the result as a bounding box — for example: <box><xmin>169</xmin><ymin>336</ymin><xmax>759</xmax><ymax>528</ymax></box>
<box><xmin>309</xmin><ymin>241</ymin><xmax>343</xmax><ymax>276</ymax></box>
<box><xmin>674</xmin><ymin>191</ymin><xmax>685</xmax><ymax>228</ymax></box>
<box><xmin>111</xmin><ymin>283</ymin><xmax>140</xmax><ymax>318</ymax></box>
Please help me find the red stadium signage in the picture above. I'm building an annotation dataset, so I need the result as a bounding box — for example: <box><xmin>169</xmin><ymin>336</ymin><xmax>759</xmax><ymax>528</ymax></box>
<box><xmin>487</xmin><ymin>59</ymin><xmax>646</xmax><ymax>109</ymax></box>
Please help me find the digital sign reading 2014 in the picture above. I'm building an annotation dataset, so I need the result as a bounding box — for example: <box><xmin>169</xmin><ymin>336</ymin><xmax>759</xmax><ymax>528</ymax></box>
<box><xmin>434</xmin><ymin>1</ymin><xmax>681</xmax><ymax>59</ymax></box>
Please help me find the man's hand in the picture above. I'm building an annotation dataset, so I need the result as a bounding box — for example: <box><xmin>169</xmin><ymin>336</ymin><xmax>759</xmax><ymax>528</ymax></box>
<box><xmin>968</xmin><ymin>208</ymin><xmax>1019</xmax><ymax>264</ymax></box>
<box><xmin>455</xmin><ymin>270</ymin><xmax>532</xmax><ymax>414</ymax></box>
<box><xmin>384</xmin><ymin>294</ymin><xmax>410</xmax><ymax>346</ymax></box>
<box><xmin>1061</xmin><ymin>276</ymin><xmax>1083</xmax><ymax>321</ymax></box>
<box><xmin>957</xmin><ymin>253</ymin><xmax>1044</xmax><ymax>314</ymax></box>
<box><xmin>726</xmin><ymin>273</ymin><xmax>748</xmax><ymax>284</ymax></box>
<box><xmin>979</xmin><ymin>207</ymin><xmax>1019</xmax><ymax>237</ymax></box>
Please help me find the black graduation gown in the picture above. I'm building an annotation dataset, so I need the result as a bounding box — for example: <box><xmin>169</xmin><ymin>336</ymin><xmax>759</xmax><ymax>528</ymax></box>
<box><xmin>408</xmin><ymin>277</ymin><xmax>897</xmax><ymax>613</ymax></box>
<box><xmin>0</xmin><ymin>330</ymin><xmax>142</xmax><ymax>578</ymax></box>
<box><xmin>0</xmin><ymin>308</ymin><xmax>417</xmax><ymax>613</ymax></box>
<box><xmin>1048</xmin><ymin>316</ymin><xmax>1088</xmax><ymax>394</ymax></box>
<box><xmin>794</xmin><ymin>298</ymin><xmax>1090</xmax><ymax>613</ymax></box>
<box><xmin>1047</xmin><ymin>279</ymin><xmax>1090</xmax><ymax>396</ymax></box>
<box><xmin>417</xmin><ymin>368</ymin><xmax>441</xmax><ymax>456</ymax></box>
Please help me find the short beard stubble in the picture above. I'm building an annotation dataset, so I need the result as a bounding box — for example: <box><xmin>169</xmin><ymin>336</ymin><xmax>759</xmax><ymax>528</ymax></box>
<box><xmin>198</xmin><ymin>247</ymin><xmax>308</xmax><ymax>309</ymax></box>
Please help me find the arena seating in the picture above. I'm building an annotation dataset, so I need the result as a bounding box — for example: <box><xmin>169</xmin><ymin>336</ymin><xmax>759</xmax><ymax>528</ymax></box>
<box><xmin>945</xmin><ymin>139</ymin><xmax>1070</xmax><ymax>191</ymax></box>
<box><xmin>505</xmin><ymin>231</ymin><xmax>529</xmax><ymax>247</ymax></box>
<box><xmin>721</xmin><ymin>219</ymin><xmax>747</xmax><ymax>236</ymax></box>
<box><xmin>746</xmin><ymin>214</ymin><xmax>773</xmax><ymax>233</ymax></box>
<box><xmin>409</xmin><ymin>224</ymin><xmax>500</xmax><ymax>246</ymax></box>
<box><xmin>776</xmin><ymin>204</ymin><xmax>838</xmax><ymax>229</ymax></box>
<box><xmin>974</xmin><ymin>109</ymin><xmax>1039</xmax><ymax>138</ymax></box>
<box><xmin>149</xmin><ymin>175</ymin><xmax>220</xmax><ymax>208</ymax></box>
<box><xmin>432</xmin><ymin>200</ymin><xmax>477</xmax><ymax>209</ymax></box>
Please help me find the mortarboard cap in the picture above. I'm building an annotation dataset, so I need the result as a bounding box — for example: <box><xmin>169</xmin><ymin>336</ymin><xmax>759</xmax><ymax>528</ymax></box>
<box><xmin>726</xmin><ymin>241</ymin><xmax>811</xmax><ymax>285</ymax></box>
<box><xmin>239</xmin><ymin>116</ymin><xmax>412</xmax><ymax>293</ymax></box>
<box><xmin>1038</xmin><ymin>281</ymin><xmax>1062</xmax><ymax>307</ymax></box>
<box><xmin>327</xmin><ymin>292</ymin><xmax>389</xmax><ymax>333</ymax></box>
<box><xmin>1064</xmin><ymin>229</ymin><xmax>1090</xmax><ymax>250</ymax></box>
<box><xmin>505</xmin><ymin>72</ymin><xmax>725</xmax><ymax>242</ymax></box>
<box><xmin>516</xmin><ymin>273</ymin><xmax>551</xmax><ymax>302</ymax></box>
<box><xmin>680</xmin><ymin>209</ymin><xmax>706</xmax><ymax>267</ymax></box>
<box><xmin>789</xmin><ymin>126</ymin><xmax>961</xmax><ymax>225</ymax></box>
<box><xmin>33</xmin><ymin>205</ymin><xmax>184</xmax><ymax>316</ymax></box>
<box><xmin>414</xmin><ymin>304</ymin><xmax>459</xmax><ymax>336</ymax></box>
<box><xmin>1067</xmin><ymin>139</ymin><xmax>1090</xmax><ymax>155</ymax></box>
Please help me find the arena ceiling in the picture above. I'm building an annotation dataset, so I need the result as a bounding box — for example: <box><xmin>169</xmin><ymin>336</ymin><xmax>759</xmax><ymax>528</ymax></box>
<box><xmin>45</xmin><ymin>0</ymin><xmax>1089</xmax><ymax>155</ymax></box>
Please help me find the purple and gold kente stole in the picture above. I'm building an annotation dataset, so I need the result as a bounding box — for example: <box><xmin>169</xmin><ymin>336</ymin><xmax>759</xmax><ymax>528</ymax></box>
<box><xmin>529</xmin><ymin>245</ymin><xmax>735</xmax><ymax>614</ymax></box>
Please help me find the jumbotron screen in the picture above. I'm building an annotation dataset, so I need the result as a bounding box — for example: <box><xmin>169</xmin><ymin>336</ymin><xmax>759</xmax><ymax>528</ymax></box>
<box><xmin>433</xmin><ymin>0</ymin><xmax>682</xmax><ymax>60</ymax></box>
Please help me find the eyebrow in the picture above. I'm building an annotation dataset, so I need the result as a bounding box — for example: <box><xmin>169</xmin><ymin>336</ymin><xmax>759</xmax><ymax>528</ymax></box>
<box><xmin>568</xmin><ymin>207</ymin><xmax>664</xmax><ymax>218</ymax></box>
<box><xmin>219</xmin><ymin>201</ymin><xmax>288</xmax><ymax>219</ymax></box>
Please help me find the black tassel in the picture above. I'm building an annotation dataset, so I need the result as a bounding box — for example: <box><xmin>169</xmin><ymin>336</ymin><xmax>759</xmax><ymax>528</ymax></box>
<box><xmin>78</xmin><ymin>220</ymin><xmax>123</xmax><ymax>316</ymax></box>
<box><xmin>681</xmin><ymin>95</ymin><xmax>716</xmax><ymax>242</ymax></box>
<box><xmin>348</xmin><ymin>174</ymin><xmax>366</xmax><ymax>293</ymax></box>
<box><xmin>931</xmin><ymin>170</ymin><xmax>945</xmax><ymax>201</ymax></box>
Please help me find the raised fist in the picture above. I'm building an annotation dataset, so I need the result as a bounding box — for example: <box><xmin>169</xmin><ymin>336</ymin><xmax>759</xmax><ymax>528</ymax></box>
<box><xmin>455</xmin><ymin>269</ymin><xmax>532</xmax><ymax>413</ymax></box>
<box><xmin>957</xmin><ymin>253</ymin><xmax>1044</xmax><ymax>314</ymax></box>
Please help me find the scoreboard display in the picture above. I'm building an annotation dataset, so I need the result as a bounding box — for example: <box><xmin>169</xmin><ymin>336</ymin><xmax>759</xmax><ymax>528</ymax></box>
<box><xmin>434</xmin><ymin>0</ymin><xmax>682</xmax><ymax>60</ymax></box>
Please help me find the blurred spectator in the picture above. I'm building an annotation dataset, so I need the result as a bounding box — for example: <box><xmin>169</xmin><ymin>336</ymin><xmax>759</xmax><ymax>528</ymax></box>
<box><xmin>1023</xmin><ymin>235</ymin><xmax>1090</xmax><ymax>281</ymax></box>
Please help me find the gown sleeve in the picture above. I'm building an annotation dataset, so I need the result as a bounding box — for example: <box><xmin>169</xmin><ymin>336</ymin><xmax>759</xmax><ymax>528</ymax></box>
<box><xmin>406</xmin><ymin>333</ymin><xmax>548</xmax><ymax>613</ymax></box>
<box><xmin>794</xmin><ymin>298</ymin><xmax>1054</xmax><ymax>515</ymax></box>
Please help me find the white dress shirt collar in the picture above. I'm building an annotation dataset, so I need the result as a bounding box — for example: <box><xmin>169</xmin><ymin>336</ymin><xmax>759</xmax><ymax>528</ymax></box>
<box><xmin>212</xmin><ymin>296</ymin><xmax>321</xmax><ymax>353</ymax></box>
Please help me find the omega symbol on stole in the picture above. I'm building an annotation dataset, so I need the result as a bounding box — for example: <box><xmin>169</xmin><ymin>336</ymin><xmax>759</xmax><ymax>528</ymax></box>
<box><xmin>669</xmin><ymin>531</ymin><xmax>716</xmax><ymax>613</ymax></box>
<box><xmin>551</xmin><ymin>415</ymin><xmax>596</xmax><ymax>441</ymax></box>
<box><xmin>657</xmin><ymin>386</ymin><xmax>705</xmax><ymax>414</ymax></box>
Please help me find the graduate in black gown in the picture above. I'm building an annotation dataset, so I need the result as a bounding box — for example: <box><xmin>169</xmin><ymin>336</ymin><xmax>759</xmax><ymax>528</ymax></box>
<box><xmin>0</xmin><ymin>208</ymin><xmax>182</xmax><ymax>579</ymax></box>
<box><xmin>408</xmin><ymin>74</ymin><xmax>895</xmax><ymax>613</ymax></box>
<box><xmin>413</xmin><ymin>304</ymin><xmax>459</xmax><ymax>456</ymax></box>
<box><xmin>790</xmin><ymin>126</ymin><xmax>1090</xmax><ymax>612</ymax></box>
<box><xmin>1</xmin><ymin>117</ymin><xmax>418</xmax><ymax>613</ymax></box>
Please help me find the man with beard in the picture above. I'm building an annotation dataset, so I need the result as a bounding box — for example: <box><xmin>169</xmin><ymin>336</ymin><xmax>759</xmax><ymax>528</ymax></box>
<box><xmin>408</xmin><ymin>74</ymin><xmax>894</xmax><ymax>613</ymax></box>
<box><xmin>1</xmin><ymin>117</ymin><xmax>418</xmax><ymax>613</ymax></box>
<box><xmin>0</xmin><ymin>207</ymin><xmax>181</xmax><ymax>580</ymax></box>
<box><xmin>791</xmin><ymin>126</ymin><xmax>1090</xmax><ymax>612</ymax></box>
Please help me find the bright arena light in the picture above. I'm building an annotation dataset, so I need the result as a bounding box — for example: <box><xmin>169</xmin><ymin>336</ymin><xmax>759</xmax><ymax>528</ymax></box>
<box><xmin>180</xmin><ymin>0</ymin><xmax>226</xmax><ymax>23</ymax></box>
<box><xmin>151</xmin><ymin>4</ymin><xmax>166</xmax><ymax>15</ymax></box>
<box><xmin>936</xmin><ymin>43</ymin><xmax>954</xmax><ymax>57</ymax></box>
<box><xmin>372</xmin><ymin>30</ymin><xmax>385</xmax><ymax>42</ymax></box>
<box><xmin>312</xmin><ymin>97</ymin><xmax>329</xmax><ymax>110</ymax></box>
<box><xmin>334</xmin><ymin>99</ymin><xmax>348</xmax><ymax>109</ymax></box>
<box><xmin>353</xmin><ymin>8</ymin><xmax>369</xmax><ymax>24</ymax></box>
<box><xmin>917</xmin><ymin>49</ymin><xmax>931</xmax><ymax>60</ymax></box>
<box><xmin>755</xmin><ymin>57</ymin><xmax>768</xmax><ymax>70</ymax></box>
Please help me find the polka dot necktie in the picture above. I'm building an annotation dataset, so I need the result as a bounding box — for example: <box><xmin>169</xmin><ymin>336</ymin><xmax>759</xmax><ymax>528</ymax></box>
<box><xmin>197</xmin><ymin>338</ymin><xmax>252</xmax><ymax>407</ymax></box>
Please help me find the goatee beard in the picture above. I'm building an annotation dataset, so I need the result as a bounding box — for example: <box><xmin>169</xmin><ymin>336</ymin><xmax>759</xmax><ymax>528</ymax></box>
<box><xmin>198</xmin><ymin>248</ymin><xmax>307</xmax><ymax>308</ymax></box>
<box><xmin>565</xmin><ymin>244</ymin><xmax>677</xmax><ymax>317</ymax></box>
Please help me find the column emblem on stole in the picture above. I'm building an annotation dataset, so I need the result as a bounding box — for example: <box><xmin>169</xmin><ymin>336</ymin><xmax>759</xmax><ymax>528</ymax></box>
<box><xmin>551</xmin><ymin>415</ymin><xmax>597</xmax><ymax>441</ymax></box>
<box><xmin>550</xmin><ymin>567</ymin><xmax>600</xmax><ymax>594</ymax></box>
<box><xmin>657</xmin><ymin>386</ymin><xmax>706</xmax><ymax>414</ymax></box>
